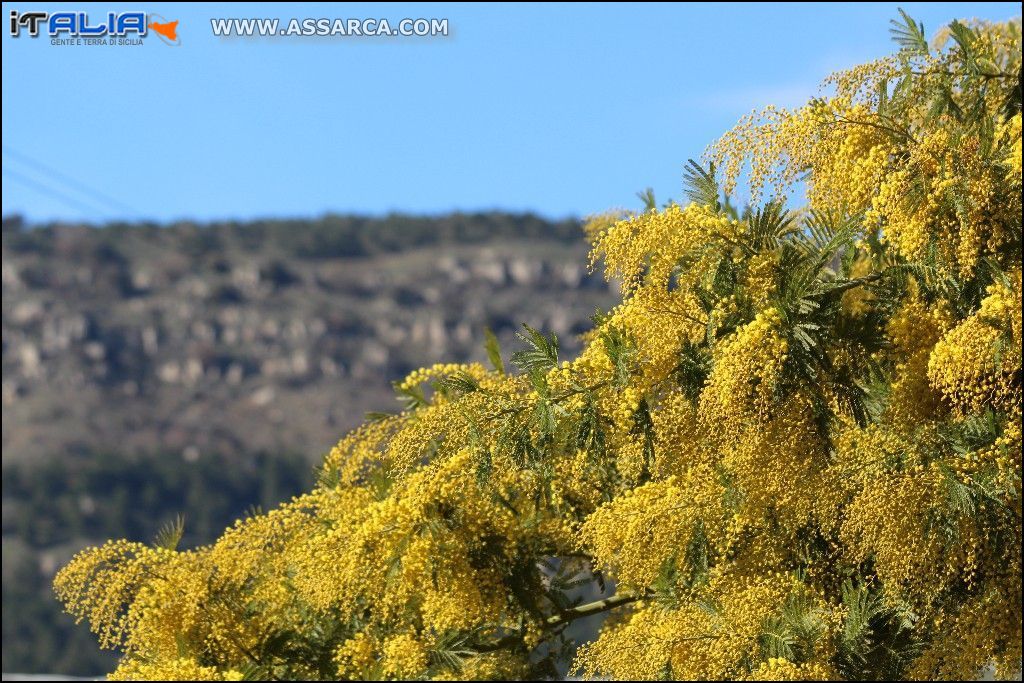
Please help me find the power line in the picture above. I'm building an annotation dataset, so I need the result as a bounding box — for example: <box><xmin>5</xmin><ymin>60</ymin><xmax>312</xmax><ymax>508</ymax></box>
<box><xmin>2</xmin><ymin>144</ymin><xmax>139</xmax><ymax>216</ymax></box>
<box><xmin>2</xmin><ymin>166</ymin><xmax>113</xmax><ymax>217</ymax></box>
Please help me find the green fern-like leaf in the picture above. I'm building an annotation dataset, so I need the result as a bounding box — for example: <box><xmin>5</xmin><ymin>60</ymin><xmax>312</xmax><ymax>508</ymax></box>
<box><xmin>394</xmin><ymin>382</ymin><xmax>428</xmax><ymax>411</ymax></box>
<box><xmin>637</xmin><ymin>187</ymin><xmax>658</xmax><ymax>212</ymax></box>
<box><xmin>152</xmin><ymin>514</ymin><xmax>185</xmax><ymax>551</ymax></box>
<box><xmin>511</xmin><ymin>324</ymin><xmax>559</xmax><ymax>374</ymax></box>
<box><xmin>744</xmin><ymin>200</ymin><xmax>798</xmax><ymax>253</ymax></box>
<box><xmin>437</xmin><ymin>370</ymin><xmax>481</xmax><ymax>397</ymax></box>
<box><xmin>889</xmin><ymin>9</ymin><xmax>929</xmax><ymax>55</ymax></box>
<box><xmin>682</xmin><ymin>159</ymin><xmax>720</xmax><ymax>210</ymax></box>
<box><xmin>483</xmin><ymin>326</ymin><xmax>505</xmax><ymax>375</ymax></box>
<box><xmin>947</xmin><ymin>20</ymin><xmax>979</xmax><ymax>62</ymax></box>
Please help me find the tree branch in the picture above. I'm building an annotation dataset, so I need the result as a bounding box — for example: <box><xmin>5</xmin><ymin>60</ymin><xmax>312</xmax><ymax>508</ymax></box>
<box><xmin>820</xmin><ymin>271</ymin><xmax>884</xmax><ymax>296</ymax></box>
<box><xmin>476</xmin><ymin>591</ymin><xmax>643</xmax><ymax>653</ymax></box>
<box><xmin>544</xmin><ymin>591</ymin><xmax>643</xmax><ymax>628</ymax></box>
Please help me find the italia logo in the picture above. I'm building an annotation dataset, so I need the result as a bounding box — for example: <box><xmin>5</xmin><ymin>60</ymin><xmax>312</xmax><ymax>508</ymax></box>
<box><xmin>8</xmin><ymin>10</ymin><xmax>180</xmax><ymax>45</ymax></box>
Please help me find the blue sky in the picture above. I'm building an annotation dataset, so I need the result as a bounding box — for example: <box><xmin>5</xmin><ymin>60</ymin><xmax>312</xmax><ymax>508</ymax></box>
<box><xmin>2</xmin><ymin>2</ymin><xmax>1020</xmax><ymax>224</ymax></box>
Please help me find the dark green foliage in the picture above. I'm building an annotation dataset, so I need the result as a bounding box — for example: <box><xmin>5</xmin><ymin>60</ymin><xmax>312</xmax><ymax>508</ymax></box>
<box><xmin>682</xmin><ymin>159</ymin><xmax>721</xmax><ymax>211</ymax></box>
<box><xmin>511</xmin><ymin>324</ymin><xmax>560</xmax><ymax>374</ymax></box>
<box><xmin>599</xmin><ymin>326</ymin><xmax>638</xmax><ymax>388</ymax></box>
<box><xmin>484</xmin><ymin>327</ymin><xmax>506</xmax><ymax>375</ymax></box>
<box><xmin>673</xmin><ymin>339</ymin><xmax>712</xmax><ymax>402</ymax></box>
<box><xmin>437</xmin><ymin>370</ymin><xmax>482</xmax><ymax>398</ymax></box>
<box><xmin>152</xmin><ymin>514</ymin><xmax>186</xmax><ymax>551</ymax></box>
<box><xmin>889</xmin><ymin>9</ymin><xmax>929</xmax><ymax>56</ymax></box>
<box><xmin>745</xmin><ymin>200</ymin><xmax>798</xmax><ymax>253</ymax></box>
<box><xmin>1</xmin><ymin>451</ymin><xmax>311</xmax><ymax>676</ymax></box>
<box><xmin>759</xmin><ymin>592</ymin><xmax>828</xmax><ymax>665</ymax></box>
<box><xmin>395</xmin><ymin>382</ymin><xmax>428</xmax><ymax>411</ymax></box>
<box><xmin>630</xmin><ymin>398</ymin><xmax>657</xmax><ymax>482</ymax></box>
<box><xmin>837</xmin><ymin>581</ymin><xmax>921</xmax><ymax>681</ymax></box>
<box><xmin>637</xmin><ymin>188</ymin><xmax>658</xmax><ymax>212</ymax></box>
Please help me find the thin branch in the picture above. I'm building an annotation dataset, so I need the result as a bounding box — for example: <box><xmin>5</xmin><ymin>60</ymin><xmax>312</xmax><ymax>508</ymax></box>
<box><xmin>910</xmin><ymin>68</ymin><xmax>1017</xmax><ymax>80</ymax></box>
<box><xmin>643</xmin><ymin>303</ymin><xmax>709</xmax><ymax>328</ymax></box>
<box><xmin>477</xmin><ymin>591</ymin><xmax>644</xmax><ymax>652</ymax></box>
<box><xmin>832</xmin><ymin>115</ymin><xmax>917</xmax><ymax>144</ymax></box>
<box><xmin>820</xmin><ymin>272</ymin><xmax>884</xmax><ymax>296</ymax></box>
<box><xmin>544</xmin><ymin>591</ymin><xmax>644</xmax><ymax>628</ymax></box>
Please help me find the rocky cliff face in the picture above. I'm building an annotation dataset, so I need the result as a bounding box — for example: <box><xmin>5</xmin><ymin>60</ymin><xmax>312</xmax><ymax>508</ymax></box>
<box><xmin>1</xmin><ymin>213</ymin><xmax>614</xmax><ymax>463</ymax></box>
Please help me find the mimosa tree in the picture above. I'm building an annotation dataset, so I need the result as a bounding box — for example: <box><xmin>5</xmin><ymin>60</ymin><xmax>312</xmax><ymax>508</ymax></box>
<box><xmin>57</xmin><ymin>12</ymin><xmax>1021</xmax><ymax>681</ymax></box>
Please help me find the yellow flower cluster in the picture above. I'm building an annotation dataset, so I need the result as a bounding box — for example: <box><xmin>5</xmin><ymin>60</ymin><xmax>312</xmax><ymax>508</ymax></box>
<box><xmin>708</xmin><ymin>97</ymin><xmax>897</xmax><ymax>212</ymax></box>
<box><xmin>590</xmin><ymin>202</ymin><xmax>733</xmax><ymax>293</ymax></box>
<box><xmin>872</xmin><ymin>128</ymin><xmax>1021</xmax><ymax>274</ymax></box>
<box><xmin>581</xmin><ymin>473</ymin><xmax>724</xmax><ymax>589</ymax></box>
<box><xmin>699</xmin><ymin>308</ymin><xmax>788</xmax><ymax>432</ymax></box>
<box><xmin>884</xmin><ymin>293</ymin><xmax>952</xmax><ymax>423</ymax></box>
<box><xmin>382</xmin><ymin>633</ymin><xmax>429</xmax><ymax>678</ymax></box>
<box><xmin>722</xmin><ymin>394</ymin><xmax>825</xmax><ymax>526</ymax></box>
<box><xmin>746</xmin><ymin>657</ymin><xmax>834</xmax><ymax>681</ymax></box>
<box><xmin>841</xmin><ymin>468</ymin><xmax>956</xmax><ymax>603</ymax></box>
<box><xmin>742</xmin><ymin>251</ymin><xmax>779</xmax><ymax>306</ymax></box>
<box><xmin>999</xmin><ymin>112</ymin><xmax>1022</xmax><ymax>185</ymax></box>
<box><xmin>910</xmin><ymin>585</ymin><xmax>1023</xmax><ymax>680</ymax></box>
<box><xmin>574</xmin><ymin>570</ymin><xmax>832</xmax><ymax>680</ymax></box>
<box><xmin>109</xmin><ymin>658</ymin><xmax>245</xmax><ymax>681</ymax></box>
<box><xmin>928</xmin><ymin>274</ymin><xmax>1022</xmax><ymax>414</ymax></box>
<box><xmin>397</xmin><ymin>361</ymin><xmax>490</xmax><ymax>394</ymax></box>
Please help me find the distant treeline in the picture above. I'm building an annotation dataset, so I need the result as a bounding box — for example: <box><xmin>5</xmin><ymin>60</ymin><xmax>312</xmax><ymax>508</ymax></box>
<box><xmin>1</xmin><ymin>211</ymin><xmax>583</xmax><ymax>259</ymax></box>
